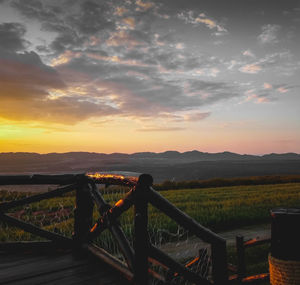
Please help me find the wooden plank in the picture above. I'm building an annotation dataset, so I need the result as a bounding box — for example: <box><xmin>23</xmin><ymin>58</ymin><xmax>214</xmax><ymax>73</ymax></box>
<box><xmin>0</xmin><ymin>254</ymin><xmax>47</xmax><ymax>271</ymax></box>
<box><xmin>0</xmin><ymin>241</ymin><xmax>60</xmax><ymax>252</ymax></box>
<box><xmin>7</xmin><ymin>261</ymin><xmax>127</xmax><ymax>285</ymax></box>
<box><xmin>0</xmin><ymin>213</ymin><xmax>72</xmax><ymax>246</ymax></box>
<box><xmin>0</xmin><ymin>253</ymin><xmax>87</xmax><ymax>283</ymax></box>
<box><xmin>0</xmin><ymin>184</ymin><xmax>76</xmax><ymax>211</ymax></box>
<box><xmin>5</xmin><ymin>264</ymin><xmax>97</xmax><ymax>285</ymax></box>
<box><xmin>0</xmin><ymin>252</ymin><xmax>129</xmax><ymax>285</ymax></box>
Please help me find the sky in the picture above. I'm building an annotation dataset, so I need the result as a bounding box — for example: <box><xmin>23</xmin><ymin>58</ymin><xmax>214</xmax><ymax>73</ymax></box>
<box><xmin>0</xmin><ymin>0</ymin><xmax>299</xmax><ymax>154</ymax></box>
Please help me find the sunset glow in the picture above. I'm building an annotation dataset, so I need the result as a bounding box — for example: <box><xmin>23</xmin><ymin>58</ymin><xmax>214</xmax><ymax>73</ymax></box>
<box><xmin>0</xmin><ymin>0</ymin><xmax>299</xmax><ymax>155</ymax></box>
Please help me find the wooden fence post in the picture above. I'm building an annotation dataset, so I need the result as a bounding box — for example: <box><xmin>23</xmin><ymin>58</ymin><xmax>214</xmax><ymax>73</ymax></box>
<box><xmin>73</xmin><ymin>182</ymin><xmax>94</xmax><ymax>247</ymax></box>
<box><xmin>133</xmin><ymin>174</ymin><xmax>153</xmax><ymax>285</ymax></box>
<box><xmin>211</xmin><ymin>240</ymin><xmax>228</xmax><ymax>285</ymax></box>
<box><xmin>236</xmin><ymin>235</ymin><xmax>246</xmax><ymax>282</ymax></box>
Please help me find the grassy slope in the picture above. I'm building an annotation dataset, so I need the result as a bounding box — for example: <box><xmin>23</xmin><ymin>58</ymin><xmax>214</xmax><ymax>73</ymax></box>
<box><xmin>1</xmin><ymin>183</ymin><xmax>300</xmax><ymax>240</ymax></box>
<box><xmin>156</xmin><ymin>183</ymin><xmax>300</xmax><ymax>231</ymax></box>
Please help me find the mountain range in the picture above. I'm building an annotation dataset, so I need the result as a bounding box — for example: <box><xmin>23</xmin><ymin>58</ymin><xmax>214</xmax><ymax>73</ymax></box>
<box><xmin>1</xmin><ymin>151</ymin><xmax>300</xmax><ymax>182</ymax></box>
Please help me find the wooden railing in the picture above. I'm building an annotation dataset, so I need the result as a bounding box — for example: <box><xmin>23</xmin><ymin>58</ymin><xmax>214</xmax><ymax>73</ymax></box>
<box><xmin>228</xmin><ymin>235</ymin><xmax>270</xmax><ymax>284</ymax></box>
<box><xmin>0</xmin><ymin>173</ymin><xmax>228</xmax><ymax>285</ymax></box>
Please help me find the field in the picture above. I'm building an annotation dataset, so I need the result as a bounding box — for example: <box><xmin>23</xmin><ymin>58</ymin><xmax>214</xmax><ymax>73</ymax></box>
<box><xmin>1</xmin><ymin>182</ymin><xmax>300</xmax><ymax>242</ymax></box>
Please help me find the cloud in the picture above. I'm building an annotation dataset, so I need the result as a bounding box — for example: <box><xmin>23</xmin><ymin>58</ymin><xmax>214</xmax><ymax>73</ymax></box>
<box><xmin>0</xmin><ymin>42</ymin><xmax>118</xmax><ymax>124</ymax></box>
<box><xmin>135</xmin><ymin>0</ymin><xmax>155</xmax><ymax>11</ymax></box>
<box><xmin>122</xmin><ymin>17</ymin><xmax>136</xmax><ymax>29</ymax></box>
<box><xmin>258</xmin><ymin>24</ymin><xmax>281</xmax><ymax>44</ymax></box>
<box><xmin>244</xmin><ymin>82</ymin><xmax>296</xmax><ymax>104</ymax></box>
<box><xmin>238</xmin><ymin>51</ymin><xmax>297</xmax><ymax>75</ymax></box>
<box><xmin>263</xmin><ymin>82</ymin><xmax>273</xmax><ymax>89</ymax></box>
<box><xmin>1</xmin><ymin>0</ymin><xmax>245</xmax><ymax>126</ymax></box>
<box><xmin>184</xmin><ymin>112</ymin><xmax>210</xmax><ymax>122</ymax></box>
<box><xmin>106</xmin><ymin>30</ymin><xmax>146</xmax><ymax>48</ymax></box>
<box><xmin>0</xmin><ymin>50</ymin><xmax>65</xmax><ymax>96</ymax></box>
<box><xmin>178</xmin><ymin>11</ymin><xmax>227</xmax><ymax>35</ymax></box>
<box><xmin>185</xmin><ymin>80</ymin><xmax>240</xmax><ymax>105</ymax></box>
<box><xmin>0</xmin><ymin>22</ymin><xmax>28</xmax><ymax>51</ymax></box>
<box><xmin>263</xmin><ymin>82</ymin><xmax>272</xmax><ymax>89</ymax></box>
<box><xmin>277</xmin><ymin>86</ymin><xmax>289</xmax><ymax>93</ymax></box>
<box><xmin>136</xmin><ymin>127</ymin><xmax>185</xmax><ymax>132</ymax></box>
<box><xmin>239</xmin><ymin>63</ymin><xmax>262</xmax><ymax>74</ymax></box>
<box><xmin>114</xmin><ymin>6</ymin><xmax>129</xmax><ymax>17</ymax></box>
<box><xmin>244</xmin><ymin>89</ymin><xmax>273</xmax><ymax>104</ymax></box>
<box><xmin>242</xmin><ymin>50</ymin><xmax>255</xmax><ymax>58</ymax></box>
<box><xmin>11</xmin><ymin>0</ymin><xmax>115</xmax><ymax>53</ymax></box>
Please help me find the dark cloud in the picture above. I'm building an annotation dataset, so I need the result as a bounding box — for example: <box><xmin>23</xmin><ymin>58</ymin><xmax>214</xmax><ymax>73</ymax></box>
<box><xmin>12</xmin><ymin>0</ymin><xmax>115</xmax><ymax>53</ymax></box>
<box><xmin>73</xmin><ymin>1</ymin><xmax>115</xmax><ymax>34</ymax></box>
<box><xmin>186</xmin><ymin>79</ymin><xmax>239</xmax><ymax>105</ymax></box>
<box><xmin>0</xmin><ymin>49</ymin><xmax>65</xmax><ymax>96</ymax></box>
<box><xmin>0</xmin><ymin>44</ymin><xmax>118</xmax><ymax>123</ymax></box>
<box><xmin>0</xmin><ymin>22</ymin><xmax>28</xmax><ymax>51</ymax></box>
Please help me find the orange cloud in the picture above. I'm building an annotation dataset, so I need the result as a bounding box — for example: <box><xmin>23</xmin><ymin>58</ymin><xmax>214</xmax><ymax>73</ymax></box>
<box><xmin>114</xmin><ymin>6</ymin><xmax>128</xmax><ymax>16</ymax></box>
<box><xmin>263</xmin><ymin>82</ymin><xmax>272</xmax><ymax>89</ymax></box>
<box><xmin>239</xmin><ymin>64</ymin><xmax>262</xmax><ymax>74</ymax></box>
<box><xmin>277</xmin><ymin>87</ymin><xmax>288</xmax><ymax>93</ymax></box>
<box><xmin>122</xmin><ymin>17</ymin><xmax>136</xmax><ymax>29</ymax></box>
<box><xmin>106</xmin><ymin>30</ymin><xmax>144</xmax><ymax>48</ymax></box>
<box><xmin>51</xmin><ymin>50</ymin><xmax>81</xmax><ymax>66</ymax></box>
<box><xmin>135</xmin><ymin>0</ymin><xmax>155</xmax><ymax>11</ymax></box>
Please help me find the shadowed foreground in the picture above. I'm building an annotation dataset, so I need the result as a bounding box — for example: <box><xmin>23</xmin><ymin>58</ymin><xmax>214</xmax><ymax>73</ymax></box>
<box><xmin>0</xmin><ymin>249</ymin><xmax>129</xmax><ymax>285</ymax></box>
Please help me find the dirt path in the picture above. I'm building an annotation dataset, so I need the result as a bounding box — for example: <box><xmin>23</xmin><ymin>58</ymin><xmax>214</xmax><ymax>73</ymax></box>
<box><xmin>158</xmin><ymin>224</ymin><xmax>271</xmax><ymax>260</ymax></box>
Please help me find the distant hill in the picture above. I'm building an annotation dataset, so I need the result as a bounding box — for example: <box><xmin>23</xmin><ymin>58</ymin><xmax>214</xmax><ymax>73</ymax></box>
<box><xmin>0</xmin><ymin>151</ymin><xmax>300</xmax><ymax>182</ymax></box>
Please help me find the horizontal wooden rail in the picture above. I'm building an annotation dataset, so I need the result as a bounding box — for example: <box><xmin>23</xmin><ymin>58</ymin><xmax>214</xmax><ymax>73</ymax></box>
<box><xmin>0</xmin><ymin>174</ymin><xmax>85</xmax><ymax>185</ymax></box>
<box><xmin>243</xmin><ymin>236</ymin><xmax>271</xmax><ymax>248</ymax></box>
<box><xmin>0</xmin><ymin>213</ymin><xmax>72</xmax><ymax>246</ymax></box>
<box><xmin>0</xmin><ymin>173</ymin><xmax>138</xmax><ymax>186</ymax></box>
<box><xmin>0</xmin><ymin>183</ymin><xmax>76</xmax><ymax>211</ymax></box>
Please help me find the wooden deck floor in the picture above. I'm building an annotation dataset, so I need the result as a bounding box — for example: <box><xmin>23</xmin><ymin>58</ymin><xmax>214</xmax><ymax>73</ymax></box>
<box><xmin>0</xmin><ymin>250</ymin><xmax>130</xmax><ymax>285</ymax></box>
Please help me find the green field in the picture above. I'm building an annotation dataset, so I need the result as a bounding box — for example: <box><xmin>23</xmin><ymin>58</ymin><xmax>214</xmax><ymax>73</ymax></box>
<box><xmin>156</xmin><ymin>182</ymin><xmax>300</xmax><ymax>231</ymax></box>
<box><xmin>1</xmin><ymin>183</ymin><xmax>300</xmax><ymax>242</ymax></box>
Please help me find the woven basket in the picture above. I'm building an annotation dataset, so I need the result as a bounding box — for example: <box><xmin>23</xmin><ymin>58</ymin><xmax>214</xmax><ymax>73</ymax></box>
<box><xmin>269</xmin><ymin>254</ymin><xmax>300</xmax><ymax>285</ymax></box>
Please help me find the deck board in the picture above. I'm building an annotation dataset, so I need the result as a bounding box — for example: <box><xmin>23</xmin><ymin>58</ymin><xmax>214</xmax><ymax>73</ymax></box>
<box><xmin>0</xmin><ymin>250</ymin><xmax>130</xmax><ymax>285</ymax></box>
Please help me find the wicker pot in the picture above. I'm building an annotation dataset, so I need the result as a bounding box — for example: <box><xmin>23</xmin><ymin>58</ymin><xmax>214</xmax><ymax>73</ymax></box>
<box><xmin>269</xmin><ymin>254</ymin><xmax>300</xmax><ymax>285</ymax></box>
